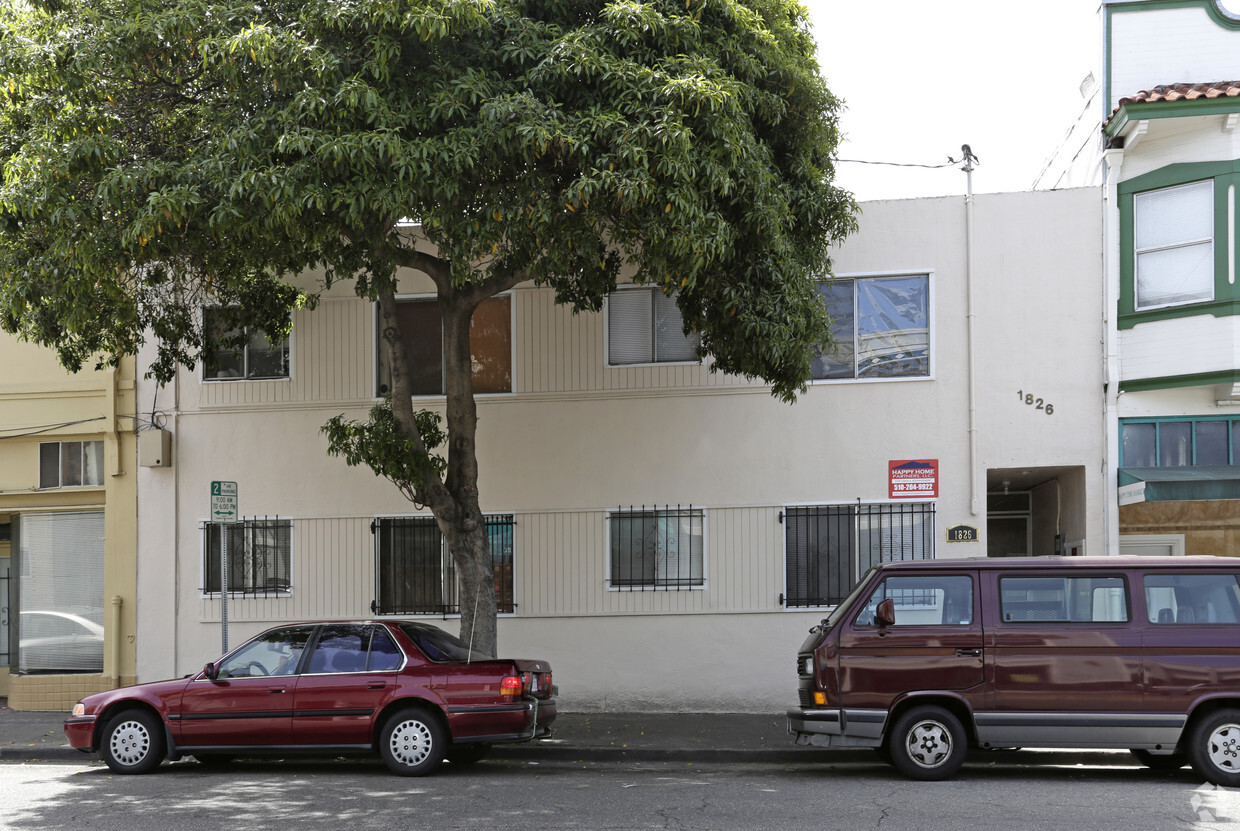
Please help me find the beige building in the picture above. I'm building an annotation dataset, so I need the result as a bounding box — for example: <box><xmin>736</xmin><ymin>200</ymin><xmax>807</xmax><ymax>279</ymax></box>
<box><xmin>134</xmin><ymin>187</ymin><xmax>1106</xmax><ymax>712</ymax></box>
<box><xmin>0</xmin><ymin>333</ymin><xmax>138</xmax><ymax>710</ymax></box>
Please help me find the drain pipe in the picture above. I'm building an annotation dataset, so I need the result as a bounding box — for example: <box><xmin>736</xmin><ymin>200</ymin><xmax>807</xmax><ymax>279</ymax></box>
<box><xmin>110</xmin><ymin>595</ymin><xmax>123</xmax><ymax>687</ymax></box>
<box><xmin>963</xmin><ymin>146</ymin><xmax>981</xmax><ymax>516</ymax></box>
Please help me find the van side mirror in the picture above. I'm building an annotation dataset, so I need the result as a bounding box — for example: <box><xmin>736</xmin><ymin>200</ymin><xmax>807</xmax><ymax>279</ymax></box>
<box><xmin>876</xmin><ymin>598</ymin><xmax>896</xmax><ymax>628</ymax></box>
<box><xmin>203</xmin><ymin>662</ymin><xmax>218</xmax><ymax>681</ymax></box>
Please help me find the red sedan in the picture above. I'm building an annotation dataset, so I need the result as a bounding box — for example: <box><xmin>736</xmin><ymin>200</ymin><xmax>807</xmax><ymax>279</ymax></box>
<box><xmin>65</xmin><ymin>620</ymin><xmax>557</xmax><ymax>775</ymax></box>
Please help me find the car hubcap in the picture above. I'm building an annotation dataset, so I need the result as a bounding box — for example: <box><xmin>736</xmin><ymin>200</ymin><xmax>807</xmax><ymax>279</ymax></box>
<box><xmin>389</xmin><ymin>719</ymin><xmax>432</xmax><ymax>767</ymax></box>
<box><xmin>906</xmin><ymin>720</ymin><xmax>952</xmax><ymax>769</ymax></box>
<box><xmin>110</xmin><ymin>720</ymin><xmax>151</xmax><ymax>766</ymax></box>
<box><xmin>1207</xmin><ymin>723</ymin><xmax>1240</xmax><ymax>772</ymax></box>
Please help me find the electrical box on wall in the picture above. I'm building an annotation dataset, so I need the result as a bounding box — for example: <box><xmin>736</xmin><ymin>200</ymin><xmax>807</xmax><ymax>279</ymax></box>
<box><xmin>138</xmin><ymin>429</ymin><xmax>172</xmax><ymax>467</ymax></box>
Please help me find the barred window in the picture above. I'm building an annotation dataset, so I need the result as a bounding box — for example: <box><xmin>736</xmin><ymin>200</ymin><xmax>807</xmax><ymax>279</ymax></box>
<box><xmin>783</xmin><ymin>502</ymin><xmax>935</xmax><ymax>608</ymax></box>
<box><xmin>609</xmin><ymin>507</ymin><xmax>704</xmax><ymax>589</ymax></box>
<box><xmin>373</xmin><ymin>515</ymin><xmax>515</xmax><ymax>615</ymax></box>
<box><xmin>203</xmin><ymin>518</ymin><xmax>292</xmax><ymax>595</ymax></box>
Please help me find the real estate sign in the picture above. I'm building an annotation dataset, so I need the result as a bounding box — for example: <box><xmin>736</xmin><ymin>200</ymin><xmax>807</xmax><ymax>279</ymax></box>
<box><xmin>889</xmin><ymin>459</ymin><xmax>938</xmax><ymax>499</ymax></box>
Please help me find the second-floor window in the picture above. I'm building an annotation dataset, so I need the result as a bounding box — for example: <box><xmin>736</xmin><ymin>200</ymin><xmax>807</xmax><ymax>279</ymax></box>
<box><xmin>813</xmin><ymin>275</ymin><xmax>930</xmax><ymax>380</ymax></box>
<box><xmin>1134</xmin><ymin>180</ymin><xmax>1214</xmax><ymax>311</ymax></box>
<box><xmin>38</xmin><ymin>441</ymin><xmax>104</xmax><ymax>489</ymax></box>
<box><xmin>203</xmin><ymin>307</ymin><xmax>290</xmax><ymax>381</ymax></box>
<box><xmin>607</xmin><ymin>287</ymin><xmax>700</xmax><ymax>366</ymax></box>
<box><xmin>376</xmin><ymin>296</ymin><xmax>512</xmax><ymax>396</ymax></box>
<box><xmin>1121</xmin><ymin>417</ymin><xmax>1240</xmax><ymax>467</ymax></box>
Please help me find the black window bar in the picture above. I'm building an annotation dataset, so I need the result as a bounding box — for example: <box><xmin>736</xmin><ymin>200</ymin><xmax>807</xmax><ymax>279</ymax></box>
<box><xmin>373</xmin><ymin>515</ymin><xmax>515</xmax><ymax>616</ymax></box>
<box><xmin>609</xmin><ymin>505</ymin><xmax>704</xmax><ymax>590</ymax></box>
<box><xmin>782</xmin><ymin>502</ymin><xmax>935</xmax><ymax>607</ymax></box>
<box><xmin>203</xmin><ymin>516</ymin><xmax>292</xmax><ymax>597</ymax></box>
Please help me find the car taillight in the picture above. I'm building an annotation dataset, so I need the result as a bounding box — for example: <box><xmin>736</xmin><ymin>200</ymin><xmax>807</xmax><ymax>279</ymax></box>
<box><xmin>500</xmin><ymin>675</ymin><xmax>524</xmax><ymax>697</ymax></box>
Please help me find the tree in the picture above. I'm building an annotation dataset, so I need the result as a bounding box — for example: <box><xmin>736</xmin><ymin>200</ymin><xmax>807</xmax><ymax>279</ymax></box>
<box><xmin>0</xmin><ymin>0</ymin><xmax>857</xmax><ymax>655</ymax></box>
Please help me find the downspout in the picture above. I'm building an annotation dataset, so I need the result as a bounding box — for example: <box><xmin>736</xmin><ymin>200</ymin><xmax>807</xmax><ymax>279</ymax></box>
<box><xmin>1103</xmin><ymin>146</ymin><xmax>1125</xmax><ymax>555</ymax></box>
<box><xmin>110</xmin><ymin>595</ymin><xmax>123</xmax><ymax>687</ymax></box>
<box><xmin>963</xmin><ymin>147</ymin><xmax>981</xmax><ymax>516</ymax></box>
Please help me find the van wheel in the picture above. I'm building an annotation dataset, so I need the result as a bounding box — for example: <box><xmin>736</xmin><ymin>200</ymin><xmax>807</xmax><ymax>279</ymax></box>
<box><xmin>379</xmin><ymin>708</ymin><xmax>445</xmax><ymax>776</ymax></box>
<box><xmin>100</xmin><ymin>709</ymin><xmax>165</xmax><ymax>775</ymax></box>
<box><xmin>1189</xmin><ymin>709</ymin><xmax>1240</xmax><ymax>786</ymax></box>
<box><xmin>1130</xmin><ymin>748</ymin><xmax>1187</xmax><ymax>770</ymax></box>
<box><xmin>887</xmin><ymin>705</ymin><xmax>967</xmax><ymax>781</ymax></box>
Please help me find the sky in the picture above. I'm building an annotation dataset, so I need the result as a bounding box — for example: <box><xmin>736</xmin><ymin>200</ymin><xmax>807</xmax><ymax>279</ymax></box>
<box><xmin>798</xmin><ymin>0</ymin><xmax>1105</xmax><ymax>202</ymax></box>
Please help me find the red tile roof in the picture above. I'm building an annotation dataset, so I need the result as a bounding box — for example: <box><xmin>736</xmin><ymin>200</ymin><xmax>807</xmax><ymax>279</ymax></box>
<box><xmin>1106</xmin><ymin>82</ymin><xmax>1240</xmax><ymax>131</ymax></box>
<box><xmin>1117</xmin><ymin>81</ymin><xmax>1240</xmax><ymax>107</ymax></box>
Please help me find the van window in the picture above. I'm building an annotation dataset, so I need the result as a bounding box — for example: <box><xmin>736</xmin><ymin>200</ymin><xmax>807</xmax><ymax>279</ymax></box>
<box><xmin>1144</xmin><ymin>574</ymin><xmax>1240</xmax><ymax>624</ymax></box>
<box><xmin>999</xmin><ymin>576</ymin><xmax>1128</xmax><ymax>623</ymax></box>
<box><xmin>854</xmin><ymin>575</ymin><xmax>973</xmax><ymax>627</ymax></box>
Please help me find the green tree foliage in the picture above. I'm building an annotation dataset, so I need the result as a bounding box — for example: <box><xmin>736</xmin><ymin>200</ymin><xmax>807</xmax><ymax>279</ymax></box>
<box><xmin>0</xmin><ymin>0</ymin><xmax>857</xmax><ymax>654</ymax></box>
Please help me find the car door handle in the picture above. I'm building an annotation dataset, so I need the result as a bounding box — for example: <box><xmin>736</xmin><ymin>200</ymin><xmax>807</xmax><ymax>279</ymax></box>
<box><xmin>367</xmin><ymin>681</ymin><xmax>388</xmax><ymax>690</ymax></box>
<box><xmin>267</xmin><ymin>686</ymin><xmax>288</xmax><ymax>694</ymax></box>
<box><xmin>956</xmin><ymin>648</ymin><xmax>981</xmax><ymax>657</ymax></box>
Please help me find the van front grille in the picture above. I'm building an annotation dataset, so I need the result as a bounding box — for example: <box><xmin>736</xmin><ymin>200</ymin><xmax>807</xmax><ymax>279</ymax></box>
<box><xmin>798</xmin><ymin>688</ymin><xmax>815</xmax><ymax>709</ymax></box>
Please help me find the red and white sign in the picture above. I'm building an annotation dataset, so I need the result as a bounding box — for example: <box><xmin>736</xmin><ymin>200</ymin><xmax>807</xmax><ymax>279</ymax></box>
<box><xmin>889</xmin><ymin>459</ymin><xmax>938</xmax><ymax>499</ymax></box>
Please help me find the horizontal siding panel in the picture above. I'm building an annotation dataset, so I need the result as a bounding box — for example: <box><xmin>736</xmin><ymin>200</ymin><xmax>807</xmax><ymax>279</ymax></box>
<box><xmin>200</xmin><ymin>507</ymin><xmax>784</xmax><ymax>624</ymax></box>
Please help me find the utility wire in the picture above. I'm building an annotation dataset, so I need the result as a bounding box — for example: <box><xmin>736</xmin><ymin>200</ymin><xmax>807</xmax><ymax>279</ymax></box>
<box><xmin>0</xmin><ymin>416</ymin><xmax>107</xmax><ymax>440</ymax></box>
<box><xmin>837</xmin><ymin>148</ymin><xmax>980</xmax><ymax>170</ymax></box>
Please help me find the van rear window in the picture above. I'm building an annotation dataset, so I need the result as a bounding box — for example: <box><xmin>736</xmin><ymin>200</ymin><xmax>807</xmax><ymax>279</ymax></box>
<box><xmin>1144</xmin><ymin>574</ymin><xmax>1240</xmax><ymax>624</ymax></box>
<box><xmin>999</xmin><ymin>575</ymin><xmax>1129</xmax><ymax>623</ymax></box>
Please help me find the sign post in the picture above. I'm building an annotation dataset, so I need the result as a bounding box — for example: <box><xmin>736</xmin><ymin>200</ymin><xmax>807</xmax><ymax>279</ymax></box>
<box><xmin>210</xmin><ymin>481</ymin><xmax>238</xmax><ymax>654</ymax></box>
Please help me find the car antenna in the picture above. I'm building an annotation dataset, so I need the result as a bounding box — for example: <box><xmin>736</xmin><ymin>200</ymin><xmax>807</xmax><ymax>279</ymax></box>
<box><xmin>466</xmin><ymin>590</ymin><xmax>480</xmax><ymax>664</ymax></box>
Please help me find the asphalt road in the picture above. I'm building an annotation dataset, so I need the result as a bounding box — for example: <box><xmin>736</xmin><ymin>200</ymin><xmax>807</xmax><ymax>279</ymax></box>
<box><xmin>5</xmin><ymin>755</ymin><xmax>1239</xmax><ymax>831</ymax></box>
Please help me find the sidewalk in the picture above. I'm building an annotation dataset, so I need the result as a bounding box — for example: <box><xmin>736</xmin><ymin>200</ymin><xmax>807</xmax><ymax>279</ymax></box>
<box><xmin>0</xmin><ymin>698</ymin><xmax>1129</xmax><ymax>768</ymax></box>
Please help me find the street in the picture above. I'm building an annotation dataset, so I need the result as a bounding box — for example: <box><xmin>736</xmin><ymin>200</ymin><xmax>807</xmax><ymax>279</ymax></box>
<box><xmin>5</xmin><ymin>754</ymin><xmax>1240</xmax><ymax>831</ymax></box>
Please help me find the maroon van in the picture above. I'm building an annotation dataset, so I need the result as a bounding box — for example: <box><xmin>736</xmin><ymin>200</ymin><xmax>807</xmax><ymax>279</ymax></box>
<box><xmin>788</xmin><ymin>556</ymin><xmax>1240</xmax><ymax>784</ymax></box>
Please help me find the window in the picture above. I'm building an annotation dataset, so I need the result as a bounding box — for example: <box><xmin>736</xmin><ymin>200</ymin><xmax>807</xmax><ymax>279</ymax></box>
<box><xmin>1134</xmin><ymin>180</ymin><xmax>1214</xmax><ymax>311</ymax></box>
<box><xmin>203</xmin><ymin>307</ymin><xmax>290</xmax><ymax>380</ymax></box>
<box><xmin>1145</xmin><ymin>574</ymin><xmax>1240</xmax><ymax>624</ymax></box>
<box><xmin>1121</xmin><ymin>417</ymin><xmax>1239</xmax><ymax>467</ymax></box>
<box><xmin>854</xmin><ymin>575</ymin><xmax>973</xmax><ymax>627</ymax></box>
<box><xmin>17</xmin><ymin>511</ymin><xmax>105</xmax><ymax>674</ymax></box>
<box><xmin>214</xmin><ymin>625</ymin><xmax>313</xmax><ymax>678</ymax></box>
<box><xmin>373</xmin><ymin>515</ymin><xmax>514</xmax><ymax>615</ymax></box>
<box><xmin>812</xmin><ymin>275</ymin><xmax>930</xmax><ymax>380</ymax></box>
<box><xmin>783</xmin><ymin>503</ymin><xmax>935</xmax><ymax>607</ymax></box>
<box><xmin>999</xmin><ymin>575</ymin><xmax>1129</xmax><ymax>623</ymax></box>
<box><xmin>609</xmin><ymin>507</ymin><xmax>704</xmax><ymax>589</ymax></box>
<box><xmin>607</xmin><ymin>288</ymin><xmax>700</xmax><ymax>365</ymax></box>
<box><xmin>303</xmin><ymin>623</ymin><xmax>404</xmax><ymax>674</ymax></box>
<box><xmin>203</xmin><ymin>518</ymin><xmax>292</xmax><ymax>595</ymax></box>
<box><xmin>38</xmin><ymin>441</ymin><xmax>104</xmax><ymax>489</ymax></box>
<box><xmin>376</xmin><ymin>295</ymin><xmax>511</xmax><ymax>396</ymax></box>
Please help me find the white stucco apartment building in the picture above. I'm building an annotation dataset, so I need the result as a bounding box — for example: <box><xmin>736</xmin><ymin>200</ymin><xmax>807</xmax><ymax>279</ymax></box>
<box><xmin>133</xmin><ymin>186</ymin><xmax>1105</xmax><ymax>712</ymax></box>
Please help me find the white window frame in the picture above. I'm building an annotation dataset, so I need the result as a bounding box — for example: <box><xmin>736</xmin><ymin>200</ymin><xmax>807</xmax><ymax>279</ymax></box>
<box><xmin>605</xmin><ymin>506</ymin><xmax>707</xmax><ymax>591</ymax></box>
<box><xmin>781</xmin><ymin>500</ymin><xmax>936</xmax><ymax>610</ymax></box>
<box><xmin>371</xmin><ymin>512</ymin><xmax>518</xmax><ymax>616</ymax></box>
<box><xmin>373</xmin><ymin>293</ymin><xmax>516</xmax><ymax>399</ymax></box>
<box><xmin>200</xmin><ymin>517</ymin><xmax>293</xmax><ymax>597</ymax></box>
<box><xmin>604</xmin><ymin>287</ymin><xmax>702</xmax><ymax>368</ymax></box>
<box><xmin>1133</xmin><ymin>180</ymin><xmax>1215</xmax><ymax>312</ymax></box>
<box><xmin>37</xmin><ymin>441</ymin><xmax>104</xmax><ymax>489</ymax></box>
<box><xmin>201</xmin><ymin>306</ymin><xmax>293</xmax><ymax>382</ymax></box>
<box><xmin>810</xmin><ymin>270</ymin><xmax>935</xmax><ymax>384</ymax></box>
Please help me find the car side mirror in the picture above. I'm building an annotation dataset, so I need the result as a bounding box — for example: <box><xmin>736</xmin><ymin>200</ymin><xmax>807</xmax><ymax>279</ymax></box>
<box><xmin>203</xmin><ymin>662</ymin><xmax>218</xmax><ymax>681</ymax></box>
<box><xmin>876</xmin><ymin>598</ymin><xmax>896</xmax><ymax>629</ymax></box>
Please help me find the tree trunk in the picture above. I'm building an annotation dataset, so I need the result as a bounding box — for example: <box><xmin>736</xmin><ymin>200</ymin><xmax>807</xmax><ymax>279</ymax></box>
<box><xmin>376</xmin><ymin>282</ymin><xmax>498</xmax><ymax>657</ymax></box>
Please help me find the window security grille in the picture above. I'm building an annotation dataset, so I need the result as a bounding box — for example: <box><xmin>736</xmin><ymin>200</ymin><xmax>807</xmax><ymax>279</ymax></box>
<box><xmin>203</xmin><ymin>517</ymin><xmax>292</xmax><ymax>596</ymax></box>
<box><xmin>373</xmin><ymin>515</ymin><xmax>515</xmax><ymax>616</ymax></box>
<box><xmin>783</xmin><ymin>502</ymin><xmax>935</xmax><ymax>607</ymax></box>
<box><xmin>609</xmin><ymin>506</ymin><xmax>704</xmax><ymax>590</ymax></box>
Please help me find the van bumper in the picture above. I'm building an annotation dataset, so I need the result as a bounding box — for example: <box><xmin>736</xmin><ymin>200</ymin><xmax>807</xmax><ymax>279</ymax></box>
<box><xmin>787</xmin><ymin>707</ymin><xmax>885</xmax><ymax>748</ymax></box>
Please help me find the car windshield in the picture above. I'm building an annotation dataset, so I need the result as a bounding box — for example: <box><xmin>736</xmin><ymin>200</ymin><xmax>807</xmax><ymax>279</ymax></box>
<box><xmin>399</xmin><ymin>623</ymin><xmax>488</xmax><ymax>663</ymax></box>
